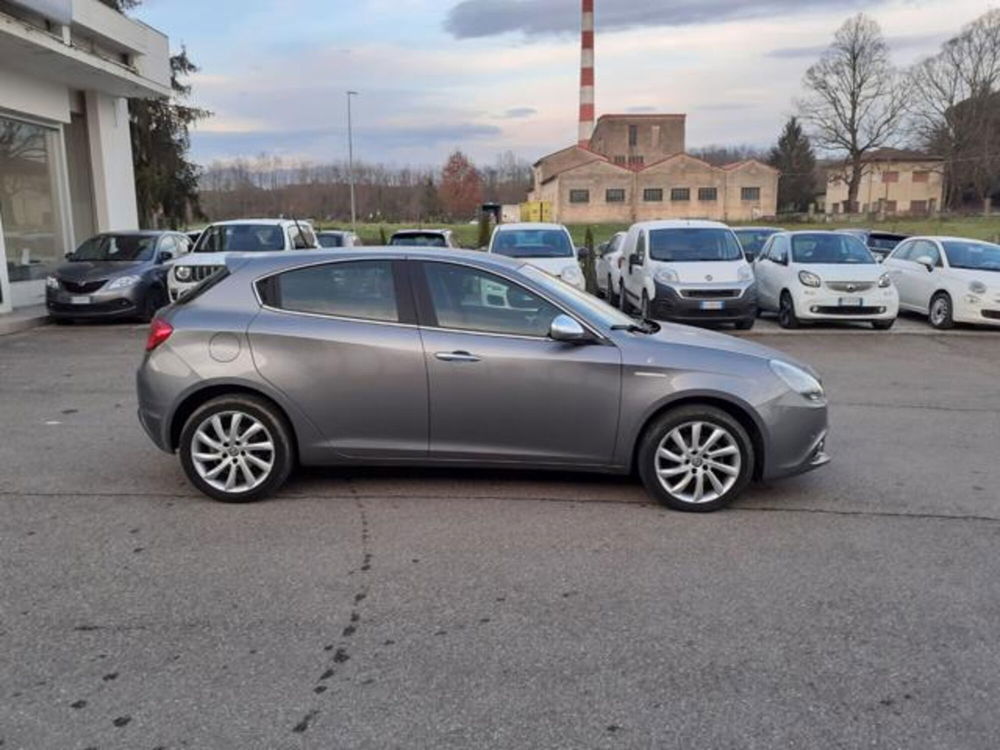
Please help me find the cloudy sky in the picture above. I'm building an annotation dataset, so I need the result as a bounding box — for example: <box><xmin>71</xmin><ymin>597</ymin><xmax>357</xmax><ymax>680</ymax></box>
<box><xmin>131</xmin><ymin>0</ymin><xmax>989</xmax><ymax>169</ymax></box>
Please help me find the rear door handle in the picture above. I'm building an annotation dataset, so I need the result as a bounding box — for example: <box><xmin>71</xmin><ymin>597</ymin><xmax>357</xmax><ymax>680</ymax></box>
<box><xmin>435</xmin><ymin>351</ymin><xmax>481</xmax><ymax>363</ymax></box>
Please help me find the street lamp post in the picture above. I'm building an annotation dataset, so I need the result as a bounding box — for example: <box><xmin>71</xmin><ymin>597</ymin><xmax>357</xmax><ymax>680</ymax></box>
<box><xmin>347</xmin><ymin>90</ymin><xmax>358</xmax><ymax>232</ymax></box>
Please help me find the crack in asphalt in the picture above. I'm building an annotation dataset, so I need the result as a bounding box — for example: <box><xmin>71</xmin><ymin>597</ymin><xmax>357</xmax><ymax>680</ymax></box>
<box><xmin>290</xmin><ymin>480</ymin><xmax>373</xmax><ymax>735</ymax></box>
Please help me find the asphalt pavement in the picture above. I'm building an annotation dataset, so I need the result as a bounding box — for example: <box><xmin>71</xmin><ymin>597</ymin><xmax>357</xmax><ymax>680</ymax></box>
<box><xmin>1</xmin><ymin>322</ymin><xmax>999</xmax><ymax>749</ymax></box>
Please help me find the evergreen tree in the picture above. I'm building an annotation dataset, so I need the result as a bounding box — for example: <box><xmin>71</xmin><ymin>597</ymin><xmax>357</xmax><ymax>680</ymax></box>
<box><xmin>769</xmin><ymin>117</ymin><xmax>817</xmax><ymax>213</ymax></box>
<box><xmin>130</xmin><ymin>48</ymin><xmax>211</xmax><ymax>228</ymax></box>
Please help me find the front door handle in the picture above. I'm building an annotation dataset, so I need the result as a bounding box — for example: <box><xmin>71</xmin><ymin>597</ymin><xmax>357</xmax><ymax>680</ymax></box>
<box><xmin>435</xmin><ymin>351</ymin><xmax>481</xmax><ymax>363</ymax></box>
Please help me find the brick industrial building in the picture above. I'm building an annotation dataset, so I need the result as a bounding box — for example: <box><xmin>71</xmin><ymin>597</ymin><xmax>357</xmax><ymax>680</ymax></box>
<box><xmin>528</xmin><ymin>0</ymin><xmax>778</xmax><ymax>224</ymax></box>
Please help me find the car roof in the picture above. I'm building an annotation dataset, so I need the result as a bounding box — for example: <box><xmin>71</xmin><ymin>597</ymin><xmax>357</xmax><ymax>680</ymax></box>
<box><xmin>205</xmin><ymin>219</ymin><xmax>308</xmax><ymax>227</ymax></box>
<box><xmin>495</xmin><ymin>222</ymin><xmax>568</xmax><ymax>231</ymax></box>
<box><xmin>734</xmin><ymin>226</ymin><xmax>783</xmax><ymax>232</ymax></box>
<box><xmin>905</xmin><ymin>236</ymin><xmax>998</xmax><ymax>244</ymax></box>
<box><xmin>632</xmin><ymin>220</ymin><xmax>730</xmax><ymax>230</ymax></box>
<box><xmin>225</xmin><ymin>247</ymin><xmax>523</xmax><ymax>275</ymax></box>
<box><xmin>94</xmin><ymin>230</ymin><xmax>171</xmax><ymax>236</ymax></box>
<box><xmin>391</xmin><ymin>228</ymin><xmax>451</xmax><ymax>235</ymax></box>
<box><xmin>316</xmin><ymin>229</ymin><xmax>351</xmax><ymax>235</ymax></box>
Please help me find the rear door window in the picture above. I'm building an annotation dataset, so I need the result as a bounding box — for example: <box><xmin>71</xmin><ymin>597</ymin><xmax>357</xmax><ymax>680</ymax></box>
<box><xmin>263</xmin><ymin>260</ymin><xmax>400</xmax><ymax>322</ymax></box>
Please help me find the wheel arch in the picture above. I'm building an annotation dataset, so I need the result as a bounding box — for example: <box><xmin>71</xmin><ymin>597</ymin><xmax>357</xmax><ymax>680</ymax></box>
<box><xmin>168</xmin><ymin>383</ymin><xmax>300</xmax><ymax>457</ymax></box>
<box><xmin>630</xmin><ymin>393</ymin><xmax>767</xmax><ymax>480</ymax></box>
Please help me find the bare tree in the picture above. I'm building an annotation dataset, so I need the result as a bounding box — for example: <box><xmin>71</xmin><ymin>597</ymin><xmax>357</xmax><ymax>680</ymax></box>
<box><xmin>798</xmin><ymin>14</ymin><xmax>909</xmax><ymax>212</ymax></box>
<box><xmin>910</xmin><ymin>10</ymin><xmax>1000</xmax><ymax>208</ymax></box>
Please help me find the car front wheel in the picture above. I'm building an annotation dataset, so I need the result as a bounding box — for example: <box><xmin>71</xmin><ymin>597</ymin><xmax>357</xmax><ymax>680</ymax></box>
<box><xmin>637</xmin><ymin>405</ymin><xmax>754</xmax><ymax>512</ymax></box>
<box><xmin>929</xmin><ymin>292</ymin><xmax>954</xmax><ymax>330</ymax></box>
<box><xmin>778</xmin><ymin>291</ymin><xmax>800</xmax><ymax>329</ymax></box>
<box><xmin>179</xmin><ymin>395</ymin><xmax>294</xmax><ymax>503</ymax></box>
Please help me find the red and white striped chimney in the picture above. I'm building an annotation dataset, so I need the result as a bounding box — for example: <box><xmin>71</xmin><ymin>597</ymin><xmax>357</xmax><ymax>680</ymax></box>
<box><xmin>578</xmin><ymin>0</ymin><xmax>595</xmax><ymax>147</ymax></box>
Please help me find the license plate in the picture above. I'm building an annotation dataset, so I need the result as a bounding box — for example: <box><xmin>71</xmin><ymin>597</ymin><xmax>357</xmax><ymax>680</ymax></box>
<box><xmin>70</xmin><ymin>296</ymin><xmax>91</xmax><ymax>305</ymax></box>
<box><xmin>838</xmin><ymin>297</ymin><xmax>863</xmax><ymax>307</ymax></box>
<box><xmin>699</xmin><ymin>300</ymin><xmax>725</xmax><ymax>310</ymax></box>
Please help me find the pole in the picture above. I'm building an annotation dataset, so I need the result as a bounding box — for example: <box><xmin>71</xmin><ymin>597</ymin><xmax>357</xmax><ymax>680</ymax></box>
<box><xmin>347</xmin><ymin>91</ymin><xmax>358</xmax><ymax>232</ymax></box>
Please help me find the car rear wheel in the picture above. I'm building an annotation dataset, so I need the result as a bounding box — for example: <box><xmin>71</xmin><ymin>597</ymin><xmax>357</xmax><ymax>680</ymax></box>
<box><xmin>638</xmin><ymin>406</ymin><xmax>754</xmax><ymax>512</ymax></box>
<box><xmin>179</xmin><ymin>395</ymin><xmax>294</xmax><ymax>503</ymax></box>
<box><xmin>641</xmin><ymin>291</ymin><xmax>652</xmax><ymax>320</ymax></box>
<box><xmin>778</xmin><ymin>291</ymin><xmax>800</xmax><ymax>329</ymax></box>
<box><xmin>929</xmin><ymin>292</ymin><xmax>954</xmax><ymax>330</ymax></box>
<box><xmin>734</xmin><ymin>314</ymin><xmax>756</xmax><ymax>330</ymax></box>
<box><xmin>607</xmin><ymin>276</ymin><xmax>618</xmax><ymax>306</ymax></box>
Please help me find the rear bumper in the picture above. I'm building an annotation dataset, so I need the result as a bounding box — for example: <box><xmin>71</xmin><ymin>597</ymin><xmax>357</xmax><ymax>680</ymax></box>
<box><xmin>651</xmin><ymin>281</ymin><xmax>757</xmax><ymax>323</ymax></box>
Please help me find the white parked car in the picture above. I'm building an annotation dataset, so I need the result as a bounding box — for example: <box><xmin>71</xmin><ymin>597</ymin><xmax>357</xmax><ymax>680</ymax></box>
<box><xmin>168</xmin><ymin>219</ymin><xmax>318</xmax><ymax>301</ymax></box>
<box><xmin>619</xmin><ymin>220</ymin><xmax>756</xmax><ymax>329</ymax></box>
<box><xmin>882</xmin><ymin>236</ymin><xmax>1000</xmax><ymax>329</ymax></box>
<box><xmin>316</xmin><ymin>230</ymin><xmax>361</xmax><ymax>248</ymax></box>
<box><xmin>595</xmin><ymin>231</ymin><xmax>626</xmax><ymax>304</ymax></box>
<box><xmin>487</xmin><ymin>222</ymin><xmax>585</xmax><ymax>290</ymax></box>
<box><xmin>755</xmin><ymin>231</ymin><xmax>898</xmax><ymax>330</ymax></box>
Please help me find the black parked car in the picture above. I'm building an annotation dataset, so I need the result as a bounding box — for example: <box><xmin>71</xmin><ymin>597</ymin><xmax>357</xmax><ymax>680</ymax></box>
<box><xmin>836</xmin><ymin>229</ymin><xmax>908</xmax><ymax>262</ymax></box>
<box><xmin>46</xmin><ymin>231</ymin><xmax>189</xmax><ymax>322</ymax></box>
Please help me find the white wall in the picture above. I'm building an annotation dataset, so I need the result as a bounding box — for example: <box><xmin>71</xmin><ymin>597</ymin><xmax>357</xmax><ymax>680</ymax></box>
<box><xmin>85</xmin><ymin>91</ymin><xmax>138</xmax><ymax>231</ymax></box>
<box><xmin>0</xmin><ymin>67</ymin><xmax>70</xmax><ymax>123</ymax></box>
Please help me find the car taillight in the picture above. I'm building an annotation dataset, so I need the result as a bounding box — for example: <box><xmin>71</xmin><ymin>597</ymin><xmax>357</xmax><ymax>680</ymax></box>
<box><xmin>146</xmin><ymin>318</ymin><xmax>173</xmax><ymax>351</ymax></box>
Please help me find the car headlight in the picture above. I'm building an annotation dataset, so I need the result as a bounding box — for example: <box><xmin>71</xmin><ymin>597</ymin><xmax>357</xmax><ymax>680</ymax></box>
<box><xmin>174</xmin><ymin>266</ymin><xmax>193</xmax><ymax>282</ymax></box>
<box><xmin>654</xmin><ymin>268</ymin><xmax>679</xmax><ymax>284</ymax></box>
<box><xmin>738</xmin><ymin>265</ymin><xmax>753</xmax><ymax>282</ymax></box>
<box><xmin>770</xmin><ymin>360</ymin><xmax>825</xmax><ymax>403</ymax></box>
<box><xmin>878</xmin><ymin>273</ymin><xmax>892</xmax><ymax>288</ymax></box>
<box><xmin>46</xmin><ymin>275</ymin><xmax>60</xmax><ymax>290</ymax></box>
<box><xmin>970</xmin><ymin>280</ymin><xmax>987</xmax><ymax>295</ymax></box>
<box><xmin>561</xmin><ymin>265</ymin><xmax>582</xmax><ymax>284</ymax></box>
<box><xmin>106</xmin><ymin>275</ymin><xmax>142</xmax><ymax>290</ymax></box>
<box><xmin>798</xmin><ymin>271</ymin><xmax>821</xmax><ymax>288</ymax></box>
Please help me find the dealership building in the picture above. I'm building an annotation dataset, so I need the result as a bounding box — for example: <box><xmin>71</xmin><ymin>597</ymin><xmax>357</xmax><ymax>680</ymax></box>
<box><xmin>0</xmin><ymin>0</ymin><xmax>169</xmax><ymax>314</ymax></box>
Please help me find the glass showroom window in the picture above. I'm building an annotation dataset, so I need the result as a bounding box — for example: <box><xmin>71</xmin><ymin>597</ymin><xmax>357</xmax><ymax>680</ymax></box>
<box><xmin>0</xmin><ymin>115</ymin><xmax>69</xmax><ymax>309</ymax></box>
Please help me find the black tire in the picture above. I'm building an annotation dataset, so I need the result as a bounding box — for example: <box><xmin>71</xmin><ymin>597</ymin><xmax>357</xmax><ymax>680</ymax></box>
<box><xmin>929</xmin><ymin>292</ymin><xmax>954</xmax><ymax>330</ymax></box>
<box><xmin>620</xmin><ymin>285</ymin><xmax>632</xmax><ymax>314</ymax></box>
<box><xmin>607</xmin><ymin>276</ymin><xmax>617</xmax><ymax>306</ymax></box>
<box><xmin>734</xmin><ymin>314</ymin><xmax>756</xmax><ymax>330</ymax></box>
<box><xmin>641</xmin><ymin>291</ymin><xmax>652</xmax><ymax>320</ymax></box>
<box><xmin>637</xmin><ymin>405</ymin><xmax>754</xmax><ymax>513</ymax></box>
<box><xmin>179</xmin><ymin>394</ymin><xmax>295</xmax><ymax>503</ymax></box>
<box><xmin>872</xmin><ymin>318</ymin><xmax>895</xmax><ymax>330</ymax></box>
<box><xmin>778</xmin><ymin>291</ymin><xmax>800</xmax><ymax>329</ymax></box>
<box><xmin>52</xmin><ymin>317</ymin><xmax>74</xmax><ymax>325</ymax></box>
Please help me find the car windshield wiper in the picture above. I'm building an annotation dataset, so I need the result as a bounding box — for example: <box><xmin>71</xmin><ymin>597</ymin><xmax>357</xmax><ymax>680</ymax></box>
<box><xmin>611</xmin><ymin>318</ymin><xmax>660</xmax><ymax>334</ymax></box>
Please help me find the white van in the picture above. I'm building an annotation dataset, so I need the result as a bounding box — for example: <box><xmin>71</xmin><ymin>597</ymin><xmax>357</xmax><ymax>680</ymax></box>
<box><xmin>619</xmin><ymin>220</ymin><xmax>756</xmax><ymax>329</ymax></box>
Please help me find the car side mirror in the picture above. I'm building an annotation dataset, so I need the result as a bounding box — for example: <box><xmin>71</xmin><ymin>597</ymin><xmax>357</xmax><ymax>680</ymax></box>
<box><xmin>629</xmin><ymin>253</ymin><xmax>640</xmax><ymax>269</ymax></box>
<box><xmin>577</xmin><ymin>246</ymin><xmax>590</xmax><ymax>260</ymax></box>
<box><xmin>915</xmin><ymin>256</ymin><xmax>934</xmax><ymax>271</ymax></box>
<box><xmin>65</xmin><ymin>251</ymin><xmax>74</xmax><ymax>260</ymax></box>
<box><xmin>549</xmin><ymin>314</ymin><xmax>590</xmax><ymax>343</ymax></box>
<box><xmin>157</xmin><ymin>251</ymin><xmax>174</xmax><ymax>264</ymax></box>
<box><xmin>745</xmin><ymin>252</ymin><xmax>756</xmax><ymax>263</ymax></box>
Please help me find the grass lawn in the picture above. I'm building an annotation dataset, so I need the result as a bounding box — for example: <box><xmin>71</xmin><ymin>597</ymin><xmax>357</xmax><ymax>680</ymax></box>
<box><xmin>316</xmin><ymin>215</ymin><xmax>1000</xmax><ymax>249</ymax></box>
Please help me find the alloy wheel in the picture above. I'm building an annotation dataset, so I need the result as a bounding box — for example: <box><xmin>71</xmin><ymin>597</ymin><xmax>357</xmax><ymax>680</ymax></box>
<box><xmin>931</xmin><ymin>296</ymin><xmax>950</xmax><ymax>327</ymax></box>
<box><xmin>190</xmin><ymin>411</ymin><xmax>275</xmax><ymax>494</ymax></box>
<box><xmin>654</xmin><ymin>421</ymin><xmax>742</xmax><ymax>504</ymax></box>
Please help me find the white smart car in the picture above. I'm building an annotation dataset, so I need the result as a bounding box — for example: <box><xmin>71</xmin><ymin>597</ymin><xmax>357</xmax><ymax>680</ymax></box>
<box><xmin>487</xmin><ymin>223</ymin><xmax>584</xmax><ymax>290</ymax></box>
<box><xmin>882</xmin><ymin>236</ymin><xmax>1000</xmax><ymax>329</ymax></box>
<box><xmin>168</xmin><ymin>219</ymin><xmax>318</xmax><ymax>301</ymax></box>
<box><xmin>755</xmin><ymin>231</ymin><xmax>898</xmax><ymax>329</ymax></box>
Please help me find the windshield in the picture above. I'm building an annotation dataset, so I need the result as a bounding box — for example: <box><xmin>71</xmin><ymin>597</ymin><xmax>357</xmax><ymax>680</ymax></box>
<box><xmin>390</xmin><ymin>232</ymin><xmax>447</xmax><ymax>247</ymax></box>
<box><xmin>734</xmin><ymin>230</ymin><xmax>779</xmax><ymax>255</ymax></box>
<box><xmin>491</xmin><ymin>229</ymin><xmax>574</xmax><ymax>259</ymax></box>
<box><xmin>317</xmin><ymin>233</ymin><xmax>345</xmax><ymax>248</ymax></box>
<box><xmin>791</xmin><ymin>234</ymin><xmax>875</xmax><ymax>264</ymax></box>
<box><xmin>649</xmin><ymin>228</ymin><xmax>743</xmax><ymax>262</ymax></box>
<box><xmin>869</xmin><ymin>234</ymin><xmax>905</xmax><ymax>250</ymax></box>
<box><xmin>942</xmin><ymin>240</ymin><xmax>1000</xmax><ymax>272</ymax></box>
<box><xmin>72</xmin><ymin>234</ymin><xmax>156</xmax><ymax>262</ymax></box>
<box><xmin>520</xmin><ymin>265</ymin><xmax>635</xmax><ymax>329</ymax></box>
<box><xmin>195</xmin><ymin>224</ymin><xmax>286</xmax><ymax>253</ymax></box>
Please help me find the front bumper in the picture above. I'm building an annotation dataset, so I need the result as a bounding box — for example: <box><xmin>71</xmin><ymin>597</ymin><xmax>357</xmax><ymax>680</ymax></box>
<box><xmin>793</xmin><ymin>286</ymin><xmax>898</xmax><ymax>320</ymax></box>
<box><xmin>46</xmin><ymin>287</ymin><xmax>144</xmax><ymax>319</ymax></box>
<box><xmin>954</xmin><ymin>293</ymin><xmax>1000</xmax><ymax>327</ymax></box>
<box><xmin>651</xmin><ymin>281</ymin><xmax>757</xmax><ymax>323</ymax></box>
<box><xmin>760</xmin><ymin>392</ymin><xmax>830</xmax><ymax>481</ymax></box>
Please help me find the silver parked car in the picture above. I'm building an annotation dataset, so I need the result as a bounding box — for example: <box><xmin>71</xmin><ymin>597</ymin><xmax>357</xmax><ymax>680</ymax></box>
<box><xmin>137</xmin><ymin>249</ymin><xmax>830</xmax><ymax>512</ymax></box>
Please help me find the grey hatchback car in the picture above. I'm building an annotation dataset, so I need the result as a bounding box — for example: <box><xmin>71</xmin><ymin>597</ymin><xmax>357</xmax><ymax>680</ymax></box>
<box><xmin>137</xmin><ymin>249</ymin><xmax>830</xmax><ymax>512</ymax></box>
